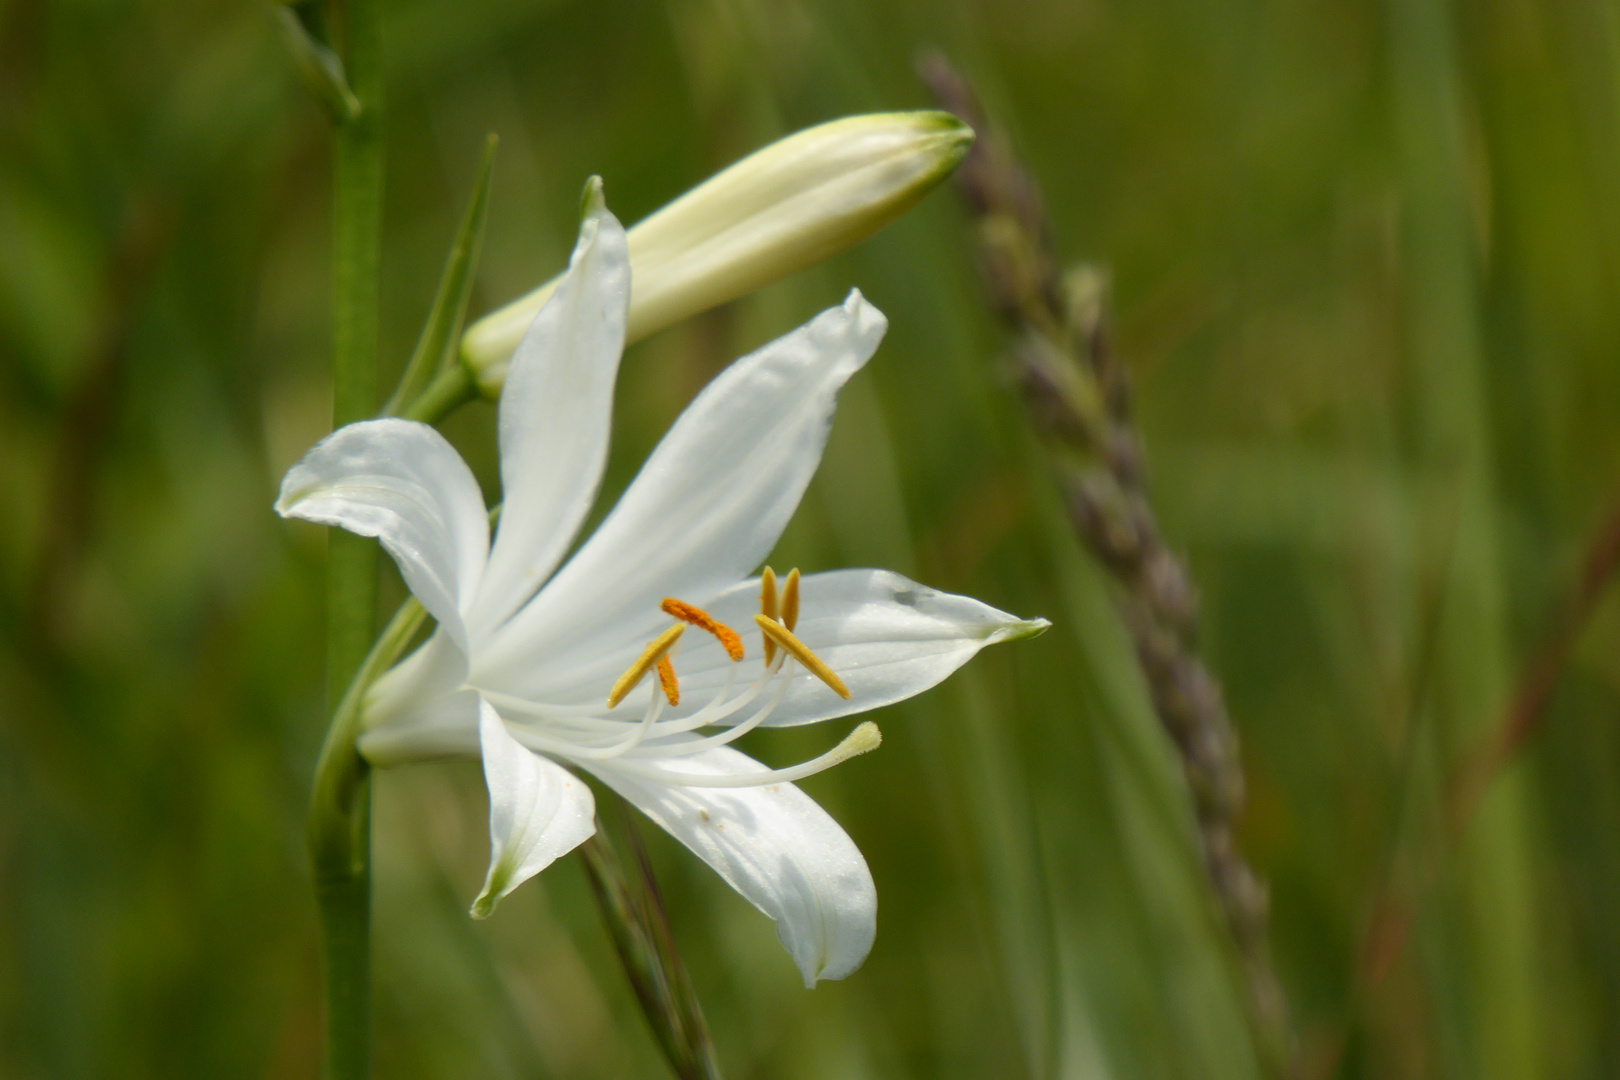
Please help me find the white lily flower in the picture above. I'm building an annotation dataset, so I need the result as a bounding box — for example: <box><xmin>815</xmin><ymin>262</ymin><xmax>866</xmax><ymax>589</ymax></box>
<box><xmin>460</xmin><ymin>111</ymin><xmax>975</xmax><ymax>393</ymax></box>
<box><xmin>277</xmin><ymin>186</ymin><xmax>1046</xmax><ymax>987</ymax></box>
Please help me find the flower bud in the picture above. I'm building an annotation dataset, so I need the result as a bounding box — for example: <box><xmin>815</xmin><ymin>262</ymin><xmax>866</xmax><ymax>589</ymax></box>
<box><xmin>460</xmin><ymin>110</ymin><xmax>973</xmax><ymax>392</ymax></box>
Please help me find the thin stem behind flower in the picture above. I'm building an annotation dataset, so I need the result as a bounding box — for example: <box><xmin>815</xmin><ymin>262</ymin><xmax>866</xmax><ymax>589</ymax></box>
<box><xmin>579</xmin><ymin>800</ymin><xmax>724</xmax><ymax>1080</ymax></box>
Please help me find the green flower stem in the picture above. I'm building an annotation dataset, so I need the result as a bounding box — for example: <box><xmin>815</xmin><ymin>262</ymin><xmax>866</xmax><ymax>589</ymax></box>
<box><xmin>397</xmin><ymin>360</ymin><xmax>478</xmax><ymax>423</ymax></box>
<box><xmin>316</xmin><ymin>0</ymin><xmax>385</xmax><ymax>1074</ymax></box>
<box><xmin>326</xmin><ymin>0</ymin><xmax>385</xmax><ymax>706</ymax></box>
<box><xmin>310</xmin><ymin>600</ymin><xmax>426</xmax><ymax>877</ymax></box>
<box><xmin>310</xmin><ymin>596</ymin><xmax>425</xmax><ymax>1079</ymax></box>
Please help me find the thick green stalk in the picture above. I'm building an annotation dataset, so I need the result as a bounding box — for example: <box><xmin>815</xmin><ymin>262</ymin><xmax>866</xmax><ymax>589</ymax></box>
<box><xmin>327</xmin><ymin>0</ymin><xmax>385</xmax><ymax>694</ymax></box>
<box><xmin>313</xmin><ymin>794</ymin><xmax>371</xmax><ymax>1080</ymax></box>
<box><xmin>316</xmin><ymin>0</ymin><xmax>384</xmax><ymax>1075</ymax></box>
<box><xmin>308</xmin><ymin>597</ymin><xmax>423</xmax><ymax>1080</ymax></box>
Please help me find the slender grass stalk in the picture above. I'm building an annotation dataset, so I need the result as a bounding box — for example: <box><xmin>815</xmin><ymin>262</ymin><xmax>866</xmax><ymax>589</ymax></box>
<box><xmin>579</xmin><ymin>800</ymin><xmax>723</xmax><ymax>1080</ymax></box>
<box><xmin>314</xmin><ymin>0</ymin><xmax>384</xmax><ymax>1075</ymax></box>
<box><xmin>1448</xmin><ymin>497</ymin><xmax>1620</xmax><ymax>830</ymax></box>
<box><xmin>1384</xmin><ymin>1</ymin><xmax>1540</xmax><ymax>1076</ymax></box>
<box><xmin>921</xmin><ymin>55</ymin><xmax>1296</xmax><ymax>1077</ymax></box>
<box><xmin>621</xmin><ymin>818</ymin><xmax>723</xmax><ymax>1079</ymax></box>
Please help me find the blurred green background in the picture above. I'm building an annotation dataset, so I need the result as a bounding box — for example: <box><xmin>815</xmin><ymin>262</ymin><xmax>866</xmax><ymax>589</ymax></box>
<box><xmin>4</xmin><ymin>0</ymin><xmax>1620</xmax><ymax>1076</ymax></box>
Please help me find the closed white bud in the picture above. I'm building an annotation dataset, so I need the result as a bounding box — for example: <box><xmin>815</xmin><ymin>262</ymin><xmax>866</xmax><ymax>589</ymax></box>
<box><xmin>460</xmin><ymin>111</ymin><xmax>973</xmax><ymax>392</ymax></box>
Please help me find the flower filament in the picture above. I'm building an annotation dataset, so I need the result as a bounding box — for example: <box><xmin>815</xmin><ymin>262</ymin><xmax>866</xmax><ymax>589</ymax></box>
<box><xmin>486</xmin><ymin>569</ymin><xmax>876</xmax><ymax>787</ymax></box>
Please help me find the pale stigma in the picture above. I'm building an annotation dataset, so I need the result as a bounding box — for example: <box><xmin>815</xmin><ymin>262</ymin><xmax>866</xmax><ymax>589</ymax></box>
<box><xmin>618</xmin><ymin>721</ymin><xmax>882</xmax><ymax>788</ymax></box>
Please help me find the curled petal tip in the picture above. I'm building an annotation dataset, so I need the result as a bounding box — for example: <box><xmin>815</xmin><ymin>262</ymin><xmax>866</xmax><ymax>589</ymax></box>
<box><xmin>579</xmin><ymin>174</ymin><xmax>607</xmax><ymax>219</ymax></box>
<box><xmin>994</xmin><ymin>617</ymin><xmax>1052</xmax><ymax>643</ymax></box>
<box><xmin>838</xmin><ymin>287</ymin><xmax>889</xmax><ymax>340</ymax></box>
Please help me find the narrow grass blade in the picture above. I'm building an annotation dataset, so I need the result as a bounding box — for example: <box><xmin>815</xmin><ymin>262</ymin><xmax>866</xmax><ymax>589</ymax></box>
<box><xmin>578</xmin><ymin>798</ymin><xmax>723</xmax><ymax>1080</ymax></box>
<box><xmin>384</xmin><ymin>133</ymin><xmax>496</xmax><ymax>418</ymax></box>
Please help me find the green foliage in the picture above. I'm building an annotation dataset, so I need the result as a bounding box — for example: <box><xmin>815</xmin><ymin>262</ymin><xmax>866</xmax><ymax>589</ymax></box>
<box><xmin>2</xmin><ymin>0</ymin><xmax>1619</xmax><ymax>1077</ymax></box>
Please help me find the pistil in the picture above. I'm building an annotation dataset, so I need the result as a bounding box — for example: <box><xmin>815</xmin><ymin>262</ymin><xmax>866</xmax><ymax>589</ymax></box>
<box><xmin>608</xmin><ymin>721</ymin><xmax>882</xmax><ymax>787</ymax></box>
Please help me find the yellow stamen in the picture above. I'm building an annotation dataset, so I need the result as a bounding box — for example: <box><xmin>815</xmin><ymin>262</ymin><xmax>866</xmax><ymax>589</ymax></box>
<box><xmin>662</xmin><ymin>598</ymin><xmax>744</xmax><ymax>661</ymax></box>
<box><xmin>781</xmin><ymin>567</ymin><xmax>801</xmax><ymax>632</ymax></box>
<box><xmin>607</xmin><ymin>624</ymin><xmax>685</xmax><ymax>708</ymax></box>
<box><xmin>753</xmin><ymin>614</ymin><xmax>851</xmax><ymax>699</ymax></box>
<box><xmin>656</xmin><ymin>654</ymin><xmax>680</xmax><ymax>706</ymax></box>
<box><xmin>759</xmin><ymin>567</ymin><xmax>779</xmax><ymax>666</ymax></box>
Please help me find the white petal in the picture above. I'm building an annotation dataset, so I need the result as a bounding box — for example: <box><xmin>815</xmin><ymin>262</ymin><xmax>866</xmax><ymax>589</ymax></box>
<box><xmin>470</xmin><ymin>698</ymin><xmax>597</xmax><ymax>918</ymax></box>
<box><xmin>479</xmin><ymin>290</ymin><xmax>888</xmax><ymax>686</ymax></box>
<box><xmin>474</xmin><ymin>190</ymin><xmax>630</xmax><ymax>635</ymax></box>
<box><xmin>587</xmin><ymin>744</ymin><xmax>876</xmax><ymax>986</ymax></box>
<box><xmin>276</xmin><ymin>419</ymin><xmax>488</xmax><ymax>651</ymax></box>
<box><xmin>358</xmin><ymin>686</ymin><xmax>483</xmax><ymax>765</ymax></box>
<box><xmin>358</xmin><ymin>630</ymin><xmax>480</xmax><ymax>765</ymax></box>
<box><xmin>486</xmin><ymin>569</ymin><xmax>1050</xmax><ymax>728</ymax></box>
<box><xmin>689</xmin><ymin>569</ymin><xmax>1049</xmax><ymax>726</ymax></box>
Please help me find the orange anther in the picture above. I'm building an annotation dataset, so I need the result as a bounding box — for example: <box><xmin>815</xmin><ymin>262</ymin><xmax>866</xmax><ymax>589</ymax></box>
<box><xmin>661</xmin><ymin>598</ymin><xmax>744</xmax><ymax>661</ymax></box>
<box><xmin>759</xmin><ymin>568</ymin><xmax>779</xmax><ymax>665</ymax></box>
<box><xmin>607</xmin><ymin>624</ymin><xmax>685</xmax><ymax>708</ymax></box>
<box><xmin>656</xmin><ymin>654</ymin><xmax>680</xmax><ymax>707</ymax></box>
<box><xmin>781</xmin><ymin>568</ymin><xmax>801</xmax><ymax>632</ymax></box>
<box><xmin>754</xmin><ymin>614</ymin><xmax>851</xmax><ymax>699</ymax></box>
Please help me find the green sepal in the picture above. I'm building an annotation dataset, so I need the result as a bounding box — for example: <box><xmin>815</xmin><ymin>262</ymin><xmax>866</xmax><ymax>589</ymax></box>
<box><xmin>384</xmin><ymin>134</ymin><xmax>498</xmax><ymax>419</ymax></box>
<box><xmin>271</xmin><ymin>5</ymin><xmax>361</xmax><ymax>125</ymax></box>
